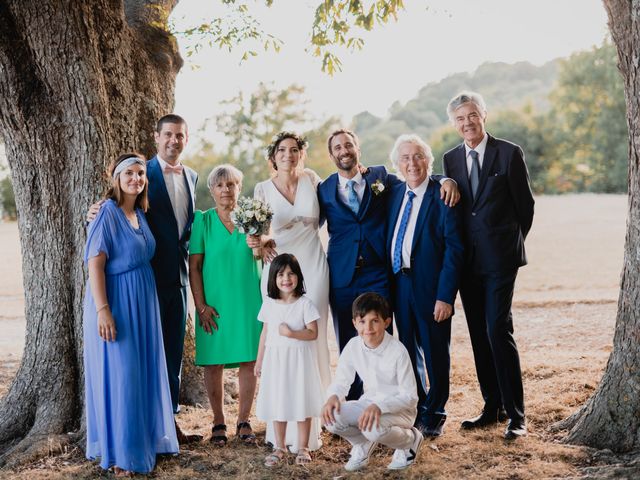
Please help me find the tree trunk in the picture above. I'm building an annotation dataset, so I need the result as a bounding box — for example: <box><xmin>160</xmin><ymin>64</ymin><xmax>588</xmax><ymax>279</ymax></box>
<box><xmin>0</xmin><ymin>0</ymin><xmax>182</xmax><ymax>466</ymax></box>
<box><xmin>561</xmin><ymin>0</ymin><xmax>640</xmax><ymax>452</ymax></box>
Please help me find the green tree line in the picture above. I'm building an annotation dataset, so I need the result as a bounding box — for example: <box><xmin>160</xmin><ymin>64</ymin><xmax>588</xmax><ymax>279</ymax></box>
<box><xmin>0</xmin><ymin>40</ymin><xmax>625</xmax><ymax>219</ymax></box>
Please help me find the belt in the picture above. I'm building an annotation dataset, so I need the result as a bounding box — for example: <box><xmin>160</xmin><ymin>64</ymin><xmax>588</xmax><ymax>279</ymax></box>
<box><xmin>399</xmin><ymin>267</ymin><xmax>411</xmax><ymax>275</ymax></box>
<box><xmin>355</xmin><ymin>257</ymin><xmax>367</xmax><ymax>269</ymax></box>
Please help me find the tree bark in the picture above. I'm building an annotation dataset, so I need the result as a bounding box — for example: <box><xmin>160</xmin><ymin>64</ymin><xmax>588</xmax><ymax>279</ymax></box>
<box><xmin>562</xmin><ymin>0</ymin><xmax>640</xmax><ymax>452</ymax></box>
<box><xmin>0</xmin><ymin>0</ymin><xmax>182</xmax><ymax>466</ymax></box>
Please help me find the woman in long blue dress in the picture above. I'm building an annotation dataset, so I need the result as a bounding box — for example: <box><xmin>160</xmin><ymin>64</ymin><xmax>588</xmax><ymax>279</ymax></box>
<box><xmin>83</xmin><ymin>153</ymin><xmax>178</xmax><ymax>476</ymax></box>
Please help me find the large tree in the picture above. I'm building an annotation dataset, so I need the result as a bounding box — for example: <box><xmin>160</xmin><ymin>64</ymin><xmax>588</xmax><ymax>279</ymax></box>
<box><xmin>0</xmin><ymin>0</ymin><xmax>404</xmax><ymax>466</ymax></box>
<box><xmin>558</xmin><ymin>0</ymin><xmax>640</xmax><ymax>455</ymax></box>
<box><xmin>0</xmin><ymin>0</ymin><xmax>183</xmax><ymax>466</ymax></box>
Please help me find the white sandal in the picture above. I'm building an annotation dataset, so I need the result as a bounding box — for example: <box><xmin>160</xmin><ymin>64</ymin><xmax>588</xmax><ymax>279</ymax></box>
<box><xmin>264</xmin><ymin>447</ymin><xmax>286</xmax><ymax>467</ymax></box>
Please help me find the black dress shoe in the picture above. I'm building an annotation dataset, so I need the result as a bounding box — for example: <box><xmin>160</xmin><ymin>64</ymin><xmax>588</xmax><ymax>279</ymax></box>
<box><xmin>461</xmin><ymin>408</ymin><xmax>502</xmax><ymax>430</ymax></box>
<box><xmin>420</xmin><ymin>416</ymin><xmax>446</xmax><ymax>437</ymax></box>
<box><xmin>504</xmin><ymin>419</ymin><xmax>527</xmax><ymax>440</ymax></box>
<box><xmin>498</xmin><ymin>408</ymin><xmax>508</xmax><ymax>422</ymax></box>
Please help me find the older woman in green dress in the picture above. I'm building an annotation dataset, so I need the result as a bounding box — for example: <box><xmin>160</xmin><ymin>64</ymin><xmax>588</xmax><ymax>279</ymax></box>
<box><xmin>189</xmin><ymin>164</ymin><xmax>263</xmax><ymax>446</ymax></box>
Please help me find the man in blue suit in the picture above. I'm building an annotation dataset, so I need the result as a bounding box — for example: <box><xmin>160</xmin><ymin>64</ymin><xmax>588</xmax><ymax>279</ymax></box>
<box><xmin>387</xmin><ymin>134</ymin><xmax>464</xmax><ymax>438</ymax></box>
<box><xmin>318</xmin><ymin>129</ymin><xmax>459</xmax><ymax>400</ymax></box>
<box><xmin>443</xmin><ymin>92</ymin><xmax>534</xmax><ymax>439</ymax></box>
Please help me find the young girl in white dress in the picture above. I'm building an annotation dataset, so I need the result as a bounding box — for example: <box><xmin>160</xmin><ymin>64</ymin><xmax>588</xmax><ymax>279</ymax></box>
<box><xmin>255</xmin><ymin>253</ymin><xmax>324</xmax><ymax>467</ymax></box>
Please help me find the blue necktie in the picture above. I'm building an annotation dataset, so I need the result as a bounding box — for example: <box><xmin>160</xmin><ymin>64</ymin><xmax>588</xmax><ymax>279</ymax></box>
<box><xmin>469</xmin><ymin>149</ymin><xmax>481</xmax><ymax>199</ymax></box>
<box><xmin>346</xmin><ymin>179</ymin><xmax>360</xmax><ymax>215</ymax></box>
<box><xmin>392</xmin><ymin>191</ymin><xmax>416</xmax><ymax>274</ymax></box>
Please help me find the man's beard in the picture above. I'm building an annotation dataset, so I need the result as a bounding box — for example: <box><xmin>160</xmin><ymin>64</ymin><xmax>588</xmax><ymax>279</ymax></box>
<box><xmin>335</xmin><ymin>154</ymin><xmax>357</xmax><ymax>171</ymax></box>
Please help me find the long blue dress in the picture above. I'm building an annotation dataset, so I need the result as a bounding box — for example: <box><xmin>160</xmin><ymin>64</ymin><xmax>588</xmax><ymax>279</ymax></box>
<box><xmin>83</xmin><ymin>199</ymin><xmax>178</xmax><ymax>473</ymax></box>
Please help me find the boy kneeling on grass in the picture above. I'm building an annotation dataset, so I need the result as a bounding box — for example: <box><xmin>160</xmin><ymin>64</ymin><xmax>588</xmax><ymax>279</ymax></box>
<box><xmin>321</xmin><ymin>292</ymin><xmax>423</xmax><ymax>471</ymax></box>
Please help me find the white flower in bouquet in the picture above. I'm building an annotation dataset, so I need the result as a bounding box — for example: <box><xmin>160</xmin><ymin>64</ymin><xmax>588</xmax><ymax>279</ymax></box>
<box><xmin>231</xmin><ymin>196</ymin><xmax>273</xmax><ymax>236</ymax></box>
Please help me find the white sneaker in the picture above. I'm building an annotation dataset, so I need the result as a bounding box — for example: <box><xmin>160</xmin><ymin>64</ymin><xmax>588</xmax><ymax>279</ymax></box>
<box><xmin>344</xmin><ymin>441</ymin><xmax>377</xmax><ymax>472</ymax></box>
<box><xmin>387</xmin><ymin>427</ymin><xmax>423</xmax><ymax>470</ymax></box>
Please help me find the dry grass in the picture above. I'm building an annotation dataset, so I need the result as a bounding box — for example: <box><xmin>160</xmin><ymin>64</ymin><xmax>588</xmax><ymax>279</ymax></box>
<box><xmin>0</xmin><ymin>194</ymin><xmax>628</xmax><ymax>479</ymax></box>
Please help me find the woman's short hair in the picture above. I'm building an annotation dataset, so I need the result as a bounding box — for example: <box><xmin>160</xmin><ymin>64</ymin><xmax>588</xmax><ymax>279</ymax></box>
<box><xmin>106</xmin><ymin>152</ymin><xmax>149</xmax><ymax>211</ymax></box>
<box><xmin>388</xmin><ymin>134</ymin><xmax>434</xmax><ymax>175</ymax></box>
<box><xmin>266</xmin><ymin>253</ymin><xmax>306</xmax><ymax>299</ymax></box>
<box><xmin>446</xmin><ymin>91</ymin><xmax>487</xmax><ymax>124</ymax></box>
<box><xmin>206</xmin><ymin>164</ymin><xmax>243</xmax><ymax>190</ymax></box>
<box><xmin>265</xmin><ymin>131</ymin><xmax>308</xmax><ymax>171</ymax></box>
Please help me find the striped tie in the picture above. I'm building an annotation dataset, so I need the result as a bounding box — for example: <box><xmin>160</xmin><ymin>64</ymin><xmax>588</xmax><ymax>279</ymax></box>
<box><xmin>392</xmin><ymin>191</ymin><xmax>416</xmax><ymax>274</ymax></box>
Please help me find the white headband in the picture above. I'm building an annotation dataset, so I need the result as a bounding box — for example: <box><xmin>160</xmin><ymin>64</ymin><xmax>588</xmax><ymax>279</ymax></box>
<box><xmin>113</xmin><ymin>157</ymin><xmax>145</xmax><ymax>178</ymax></box>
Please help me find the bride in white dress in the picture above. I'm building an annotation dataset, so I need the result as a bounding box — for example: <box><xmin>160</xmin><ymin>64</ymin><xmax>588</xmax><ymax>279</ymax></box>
<box><xmin>249</xmin><ymin>132</ymin><xmax>330</xmax><ymax>451</ymax></box>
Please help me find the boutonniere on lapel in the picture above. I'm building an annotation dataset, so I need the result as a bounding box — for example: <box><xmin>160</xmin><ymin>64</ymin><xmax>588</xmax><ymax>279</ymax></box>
<box><xmin>371</xmin><ymin>179</ymin><xmax>385</xmax><ymax>196</ymax></box>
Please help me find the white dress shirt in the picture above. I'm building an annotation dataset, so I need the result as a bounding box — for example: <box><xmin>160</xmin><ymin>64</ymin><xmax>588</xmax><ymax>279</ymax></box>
<box><xmin>390</xmin><ymin>179</ymin><xmax>430</xmax><ymax>269</ymax></box>
<box><xmin>464</xmin><ymin>133</ymin><xmax>489</xmax><ymax>177</ymax></box>
<box><xmin>337</xmin><ymin>171</ymin><xmax>365</xmax><ymax>207</ymax></box>
<box><xmin>326</xmin><ymin>332</ymin><xmax>418</xmax><ymax>415</ymax></box>
<box><xmin>157</xmin><ymin>155</ymin><xmax>189</xmax><ymax>237</ymax></box>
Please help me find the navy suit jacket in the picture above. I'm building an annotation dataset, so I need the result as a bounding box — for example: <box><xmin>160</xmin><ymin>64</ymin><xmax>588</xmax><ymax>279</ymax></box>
<box><xmin>443</xmin><ymin>135</ymin><xmax>534</xmax><ymax>274</ymax></box>
<box><xmin>386</xmin><ymin>180</ymin><xmax>464</xmax><ymax>314</ymax></box>
<box><xmin>318</xmin><ymin>165</ymin><xmax>401</xmax><ymax>288</ymax></box>
<box><xmin>145</xmin><ymin>156</ymin><xmax>197</xmax><ymax>289</ymax></box>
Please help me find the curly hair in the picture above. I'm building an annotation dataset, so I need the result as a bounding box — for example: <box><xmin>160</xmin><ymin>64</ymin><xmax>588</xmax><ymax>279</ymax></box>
<box><xmin>264</xmin><ymin>131</ymin><xmax>308</xmax><ymax>170</ymax></box>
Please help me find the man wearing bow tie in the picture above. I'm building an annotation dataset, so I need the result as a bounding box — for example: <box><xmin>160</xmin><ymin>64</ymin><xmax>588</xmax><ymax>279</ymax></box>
<box><xmin>442</xmin><ymin>92</ymin><xmax>534</xmax><ymax>440</ymax></box>
<box><xmin>145</xmin><ymin>115</ymin><xmax>198</xmax><ymax>419</ymax></box>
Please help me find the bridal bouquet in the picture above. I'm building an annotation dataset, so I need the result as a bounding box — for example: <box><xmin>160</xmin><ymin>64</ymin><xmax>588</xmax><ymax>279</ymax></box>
<box><xmin>231</xmin><ymin>196</ymin><xmax>273</xmax><ymax>235</ymax></box>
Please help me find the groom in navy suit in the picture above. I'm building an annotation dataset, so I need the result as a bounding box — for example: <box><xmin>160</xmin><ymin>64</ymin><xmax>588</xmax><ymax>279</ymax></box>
<box><xmin>318</xmin><ymin>129</ymin><xmax>459</xmax><ymax>399</ymax></box>
<box><xmin>443</xmin><ymin>92</ymin><xmax>534</xmax><ymax>439</ymax></box>
<box><xmin>387</xmin><ymin>134</ymin><xmax>463</xmax><ymax>438</ymax></box>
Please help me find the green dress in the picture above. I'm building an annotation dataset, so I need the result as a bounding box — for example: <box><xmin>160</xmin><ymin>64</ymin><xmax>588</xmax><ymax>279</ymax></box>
<box><xmin>190</xmin><ymin>209</ymin><xmax>262</xmax><ymax>367</ymax></box>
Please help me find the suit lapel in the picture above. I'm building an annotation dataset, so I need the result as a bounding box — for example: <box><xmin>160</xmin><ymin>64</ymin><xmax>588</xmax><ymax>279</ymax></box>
<box><xmin>327</xmin><ymin>174</ymin><xmax>343</xmax><ymax>212</ymax></box>
<box><xmin>357</xmin><ymin>179</ymin><xmax>371</xmax><ymax>218</ymax></box>
<box><xmin>455</xmin><ymin>145</ymin><xmax>473</xmax><ymax>202</ymax></box>
<box><xmin>387</xmin><ymin>183</ymin><xmax>406</xmax><ymax>252</ymax></box>
<box><xmin>473</xmin><ymin>136</ymin><xmax>497</xmax><ymax>205</ymax></box>
<box><xmin>411</xmin><ymin>181</ymin><xmax>434</xmax><ymax>252</ymax></box>
<box><xmin>179</xmin><ymin>168</ymin><xmax>196</xmax><ymax>239</ymax></box>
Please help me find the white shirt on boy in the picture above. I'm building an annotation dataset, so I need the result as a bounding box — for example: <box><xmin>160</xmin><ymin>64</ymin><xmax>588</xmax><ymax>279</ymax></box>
<box><xmin>326</xmin><ymin>332</ymin><xmax>418</xmax><ymax>415</ymax></box>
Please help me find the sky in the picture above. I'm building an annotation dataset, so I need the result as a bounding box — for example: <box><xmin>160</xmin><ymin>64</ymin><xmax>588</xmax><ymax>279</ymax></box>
<box><xmin>170</xmin><ymin>0</ymin><xmax>609</xmax><ymax>154</ymax></box>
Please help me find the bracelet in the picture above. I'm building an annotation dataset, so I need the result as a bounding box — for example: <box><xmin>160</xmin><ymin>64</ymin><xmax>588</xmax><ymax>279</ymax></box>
<box><xmin>96</xmin><ymin>303</ymin><xmax>109</xmax><ymax>314</ymax></box>
<box><xmin>198</xmin><ymin>305</ymin><xmax>206</xmax><ymax>315</ymax></box>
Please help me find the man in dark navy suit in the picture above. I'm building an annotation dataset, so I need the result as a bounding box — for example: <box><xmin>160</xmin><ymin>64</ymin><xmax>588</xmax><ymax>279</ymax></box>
<box><xmin>387</xmin><ymin>134</ymin><xmax>464</xmax><ymax>438</ymax></box>
<box><xmin>442</xmin><ymin>92</ymin><xmax>535</xmax><ymax>439</ymax></box>
<box><xmin>146</xmin><ymin>114</ymin><xmax>197</xmax><ymax>419</ymax></box>
<box><xmin>317</xmin><ymin>129</ymin><xmax>459</xmax><ymax>400</ymax></box>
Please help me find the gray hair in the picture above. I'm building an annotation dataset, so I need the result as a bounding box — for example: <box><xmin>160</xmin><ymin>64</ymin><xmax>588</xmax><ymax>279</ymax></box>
<box><xmin>389</xmin><ymin>134</ymin><xmax>434</xmax><ymax>175</ymax></box>
<box><xmin>207</xmin><ymin>164</ymin><xmax>243</xmax><ymax>190</ymax></box>
<box><xmin>446</xmin><ymin>91</ymin><xmax>488</xmax><ymax>123</ymax></box>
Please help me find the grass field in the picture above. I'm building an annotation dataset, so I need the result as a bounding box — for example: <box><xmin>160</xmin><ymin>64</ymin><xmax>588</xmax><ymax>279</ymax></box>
<box><xmin>0</xmin><ymin>193</ymin><xmax>627</xmax><ymax>479</ymax></box>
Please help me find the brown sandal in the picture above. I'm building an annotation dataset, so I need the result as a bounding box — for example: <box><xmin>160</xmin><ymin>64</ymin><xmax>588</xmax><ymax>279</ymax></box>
<box><xmin>236</xmin><ymin>421</ymin><xmax>257</xmax><ymax>445</ymax></box>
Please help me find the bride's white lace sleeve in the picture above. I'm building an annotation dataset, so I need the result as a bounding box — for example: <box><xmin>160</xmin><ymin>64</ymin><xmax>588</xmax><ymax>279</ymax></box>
<box><xmin>304</xmin><ymin>168</ymin><xmax>322</xmax><ymax>190</ymax></box>
<box><xmin>254</xmin><ymin>181</ymin><xmax>266</xmax><ymax>202</ymax></box>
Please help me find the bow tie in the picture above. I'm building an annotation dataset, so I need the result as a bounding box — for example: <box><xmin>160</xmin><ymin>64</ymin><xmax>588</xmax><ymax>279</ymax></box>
<box><xmin>163</xmin><ymin>163</ymin><xmax>184</xmax><ymax>175</ymax></box>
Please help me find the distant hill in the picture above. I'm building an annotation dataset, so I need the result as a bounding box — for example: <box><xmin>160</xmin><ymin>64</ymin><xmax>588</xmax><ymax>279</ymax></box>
<box><xmin>353</xmin><ymin>59</ymin><xmax>559</xmax><ymax>165</ymax></box>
